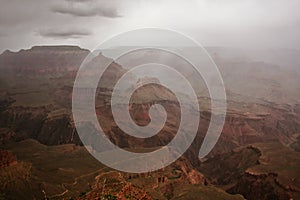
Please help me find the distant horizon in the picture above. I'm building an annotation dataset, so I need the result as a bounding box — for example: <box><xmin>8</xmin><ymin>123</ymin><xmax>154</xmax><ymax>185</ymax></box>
<box><xmin>2</xmin><ymin>44</ymin><xmax>300</xmax><ymax>55</ymax></box>
<box><xmin>1</xmin><ymin>0</ymin><xmax>299</xmax><ymax>55</ymax></box>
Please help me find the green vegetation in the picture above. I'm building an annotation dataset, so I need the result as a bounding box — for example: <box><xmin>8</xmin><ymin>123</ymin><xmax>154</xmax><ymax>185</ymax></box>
<box><xmin>172</xmin><ymin>185</ymin><xmax>245</xmax><ymax>200</ymax></box>
<box><xmin>0</xmin><ymin>139</ymin><xmax>108</xmax><ymax>199</ymax></box>
<box><xmin>104</xmin><ymin>193</ymin><xmax>117</xmax><ymax>200</ymax></box>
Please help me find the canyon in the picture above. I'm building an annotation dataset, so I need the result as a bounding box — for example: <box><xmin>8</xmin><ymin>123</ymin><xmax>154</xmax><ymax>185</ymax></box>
<box><xmin>0</xmin><ymin>46</ymin><xmax>299</xmax><ymax>199</ymax></box>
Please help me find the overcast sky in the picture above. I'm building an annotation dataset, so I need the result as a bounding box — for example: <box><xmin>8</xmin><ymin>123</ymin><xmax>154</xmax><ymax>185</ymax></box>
<box><xmin>0</xmin><ymin>0</ymin><xmax>299</xmax><ymax>52</ymax></box>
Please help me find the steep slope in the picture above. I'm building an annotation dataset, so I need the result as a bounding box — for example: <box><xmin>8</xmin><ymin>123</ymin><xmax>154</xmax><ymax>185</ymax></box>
<box><xmin>0</xmin><ymin>46</ymin><xmax>89</xmax><ymax>76</ymax></box>
<box><xmin>200</xmin><ymin>142</ymin><xmax>300</xmax><ymax>200</ymax></box>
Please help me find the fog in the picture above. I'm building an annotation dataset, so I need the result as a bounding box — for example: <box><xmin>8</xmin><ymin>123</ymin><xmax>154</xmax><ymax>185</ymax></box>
<box><xmin>0</xmin><ymin>0</ymin><xmax>299</xmax><ymax>52</ymax></box>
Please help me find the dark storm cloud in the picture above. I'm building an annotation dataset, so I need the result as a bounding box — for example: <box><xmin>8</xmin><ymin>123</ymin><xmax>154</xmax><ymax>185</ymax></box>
<box><xmin>51</xmin><ymin>1</ymin><xmax>121</xmax><ymax>18</ymax></box>
<box><xmin>38</xmin><ymin>28</ymin><xmax>92</xmax><ymax>39</ymax></box>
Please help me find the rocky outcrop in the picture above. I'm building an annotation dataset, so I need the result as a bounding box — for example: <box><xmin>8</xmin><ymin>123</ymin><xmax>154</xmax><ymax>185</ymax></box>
<box><xmin>200</xmin><ymin>142</ymin><xmax>300</xmax><ymax>200</ymax></box>
<box><xmin>228</xmin><ymin>173</ymin><xmax>291</xmax><ymax>200</ymax></box>
<box><xmin>290</xmin><ymin>135</ymin><xmax>300</xmax><ymax>152</ymax></box>
<box><xmin>207</xmin><ymin>101</ymin><xmax>300</xmax><ymax>156</ymax></box>
<box><xmin>0</xmin><ymin>150</ymin><xmax>17</xmax><ymax>168</ymax></box>
<box><xmin>0</xmin><ymin>128</ymin><xmax>16</xmax><ymax>145</ymax></box>
<box><xmin>0</xmin><ymin>94</ymin><xmax>15</xmax><ymax>112</ymax></box>
<box><xmin>0</xmin><ymin>106</ymin><xmax>82</xmax><ymax>146</ymax></box>
<box><xmin>78</xmin><ymin>171</ymin><xmax>152</xmax><ymax>200</ymax></box>
<box><xmin>37</xmin><ymin>110</ymin><xmax>81</xmax><ymax>145</ymax></box>
<box><xmin>0</xmin><ymin>46</ymin><xmax>89</xmax><ymax>77</ymax></box>
<box><xmin>0</xmin><ymin>106</ymin><xmax>48</xmax><ymax>140</ymax></box>
<box><xmin>199</xmin><ymin>146</ymin><xmax>261</xmax><ymax>185</ymax></box>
